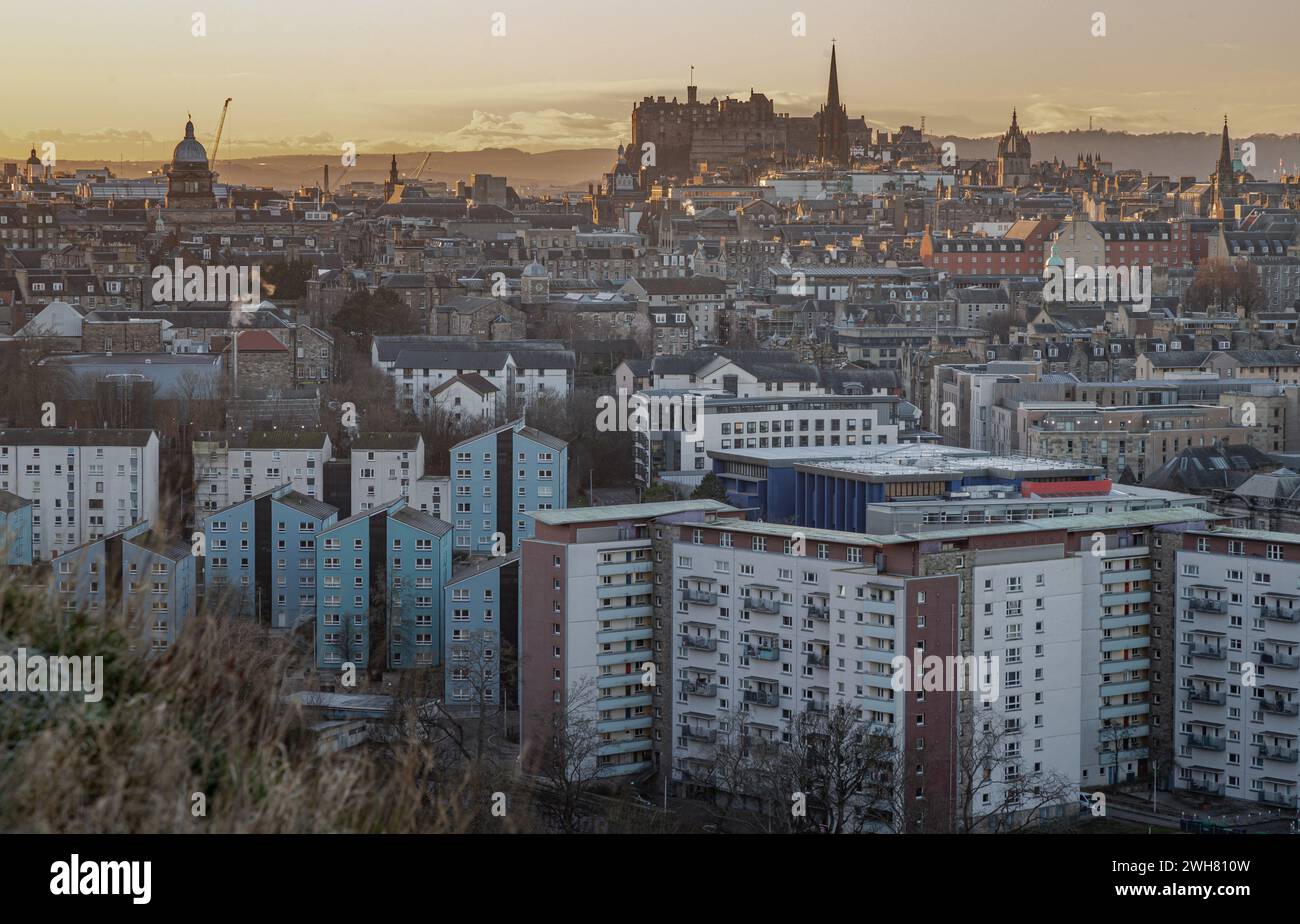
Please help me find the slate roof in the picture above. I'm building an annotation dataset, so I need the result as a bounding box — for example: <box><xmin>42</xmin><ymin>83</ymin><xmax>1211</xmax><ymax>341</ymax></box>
<box><xmin>351</xmin><ymin>432</ymin><xmax>423</xmax><ymax>451</ymax></box>
<box><xmin>0</xmin><ymin>428</ymin><xmax>155</xmax><ymax>447</ymax></box>
<box><xmin>1142</xmin><ymin>444</ymin><xmax>1275</xmax><ymax>493</ymax></box>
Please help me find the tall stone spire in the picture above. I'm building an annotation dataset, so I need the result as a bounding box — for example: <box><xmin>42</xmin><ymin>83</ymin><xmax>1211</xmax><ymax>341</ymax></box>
<box><xmin>826</xmin><ymin>43</ymin><xmax>841</xmax><ymax>111</ymax></box>
<box><xmin>1212</xmin><ymin>115</ymin><xmax>1237</xmax><ymax>207</ymax></box>
<box><xmin>817</xmin><ymin>43</ymin><xmax>850</xmax><ymax>165</ymax></box>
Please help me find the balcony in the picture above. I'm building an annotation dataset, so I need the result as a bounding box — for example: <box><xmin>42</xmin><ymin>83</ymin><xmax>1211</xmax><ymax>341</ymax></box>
<box><xmin>804</xmin><ymin>700</ymin><xmax>829</xmax><ymax>715</ymax></box>
<box><xmin>682</xmin><ymin>635</ymin><xmax>717</xmax><ymax>652</ymax></box>
<box><xmin>1260</xmin><ymin>698</ymin><xmax>1300</xmax><ymax>716</ymax></box>
<box><xmin>1187</xmin><ymin>779</ymin><xmax>1225</xmax><ymax>796</ymax></box>
<box><xmin>743</xmin><ymin>689</ymin><xmax>779</xmax><ymax>707</ymax></box>
<box><xmin>1188</xmin><ymin>598</ymin><xmax>1227</xmax><ymax>614</ymax></box>
<box><xmin>681</xmin><ymin>679</ymin><xmax>717</xmax><ymax>697</ymax></box>
<box><xmin>1187</xmin><ymin>688</ymin><xmax>1227</xmax><ymax>706</ymax></box>
<box><xmin>743</xmin><ymin>644</ymin><xmax>780</xmax><ymax>665</ymax></box>
<box><xmin>1101</xmin><ymin>590</ymin><xmax>1151</xmax><ymax>608</ymax></box>
<box><xmin>1262</xmin><ymin>652</ymin><xmax>1300</xmax><ymax>669</ymax></box>
<box><xmin>743</xmin><ymin>597</ymin><xmax>782</xmax><ymax>615</ymax></box>
<box><xmin>806</xmin><ymin>651</ymin><xmax>830</xmax><ymax>668</ymax></box>
<box><xmin>807</xmin><ymin>604</ymin><xmax>830</xmax><ymax>620</ymax></box>
<box><xmin>681</xmin><ymin>725</ymin><xmax>718</xmax><ymax>743</ymax></box>
<box><xmin>1255</xmin><ymin>744</ymin><xmax>1300</xmax><ymax>763</ymax></box>
<box><xmin>1186</xmin><ymin>641</ymin><xmax>1225</xmax><ymax>659</ymax></box>
<box><xmin>743</xmin><ymin>644</ymin><xmax>780</xmax><ymax>662</ymax></box>
<box><xmin>1257</xmin><ymin>790</ymin><xmax>1299</xmax><ymax>808</ymax></box>
<box><xmin>1262</xmin><ymin>605</ymin><xmax>1300</xmax><ymax>623</ymax></box>
<box><xmin>682</xmin><ymin>588</ymin><xmax>718</xmax><ymax>606</ymax></box>
<box><xmin>1185</xmin><ymin>733</ymin><xmax>1226</xmax><ymax>751</ymax></box>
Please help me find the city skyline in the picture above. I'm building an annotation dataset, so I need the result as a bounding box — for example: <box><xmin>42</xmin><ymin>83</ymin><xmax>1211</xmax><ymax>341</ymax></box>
<box><xmin>7</xmin><ymin>0</ymin><xmax>1300</xmax><ymax>161</ymax></box>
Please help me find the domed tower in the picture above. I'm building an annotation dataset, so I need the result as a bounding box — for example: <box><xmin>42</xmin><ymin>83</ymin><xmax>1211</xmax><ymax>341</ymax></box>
<box><xmin>996</xmin><ymin>109</ymin><xmax>1031</xmax><ymax>188</ymax></box>
<box><xmin>24</xmin><ymin>147</ymin><xmax>41</xmax><ymax>183</ymax></box>
<box><xmin>164</xmin><ymin>118</ymin><xmax>216</xmax><ymax>208</ymax></box>
<box><xmin>520</xmin><ymin>259</ymin><xmax>550</xmax><ymax>305</ymax></box>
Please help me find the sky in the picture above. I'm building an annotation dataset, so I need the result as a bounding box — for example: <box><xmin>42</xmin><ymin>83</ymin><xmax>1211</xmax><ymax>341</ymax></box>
<box><xmin>5</xmin><ymin>0</ymin><xmax>1298</xmax><ymax>162</ymax></box>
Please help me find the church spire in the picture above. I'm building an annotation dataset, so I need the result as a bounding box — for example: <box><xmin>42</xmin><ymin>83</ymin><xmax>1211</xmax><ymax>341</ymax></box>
<box><xmin>1217</xmin><ymin>116</ymin><xmax>1232</xmax><ymax>176</ymax></box>
<box><xmin>826</xmin><ymin>42</ymin><xmax>841</xmax><ymax>111</ymax></box>
<box><xmin>817</xmin><ymin>43</ymin><xmax>850</xmax><ymax>165</ymax></box>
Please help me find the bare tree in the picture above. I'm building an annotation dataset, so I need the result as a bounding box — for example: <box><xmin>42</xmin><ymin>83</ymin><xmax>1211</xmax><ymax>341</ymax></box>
<box><xmin>695</xmin><ymin>703</ymin><xmax>899</xmax><ymax>833</ymax></box>
<box><xmin>954</xmin><ymin>706</ymin><xmax>1077</xmax><ymax>833</ymax></box>
<box><xmin>534</xmin><ymin>677</ymin><xmax>606</xmax><ymax>834</ymax></box>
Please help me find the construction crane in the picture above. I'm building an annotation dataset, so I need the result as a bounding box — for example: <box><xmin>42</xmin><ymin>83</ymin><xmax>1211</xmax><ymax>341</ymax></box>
<box><xmin>210</xmin><ymin>97</ymin><xmax>232</xmax><ymax>170</ymax></box>
<box><xmin>410</xmin><ymin>150</ymin><xmax>433</xmax><ymax>183</ymax></box>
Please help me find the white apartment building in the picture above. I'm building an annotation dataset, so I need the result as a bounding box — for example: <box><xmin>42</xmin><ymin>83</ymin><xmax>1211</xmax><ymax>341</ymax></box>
<box><xmin>193</xmin><ymin>431</ymin><xmax>331</xmax><ymax>516</ymax></box>
<box><xmin>408</xmin><ymin>475</ymin><xmax>450</xmax><ymax>520</ymax></box>
<box><xmin>972</xmin><ymin>553</ymin><xmax>1083</xmax><ymax>812</ymax></box>
<box><xmin>520</xmin><ymin>501</ymin><xmax>735</xmax><ymax>780</ymax></box>
<box><xmin>662</xmin><ymin>508</ymin><xmax>1197</xmax><ymax>829</ymax></box>
<box><xmin>1174</xmin><ymin>527</ymin><xmax>1300</xmax><ymax>810</ymax></box>
<box><xmin>667</xmin><ymin>519</ymin><xmax>906</xmax><ymax>826</ymax></box>
<box><xmin>371</xmin><ymin>337</ymin><xmax>573</xmax><ymax>417</ymax></box>
<box><xmin>0</xmin><ymin>428</ymin><xmax>159</xmax><ymax>560</ymax></box>
<box><xmin>350</xmin><ymin>433</ymin><xmax>424</xmax><ymax>515</ymax></box>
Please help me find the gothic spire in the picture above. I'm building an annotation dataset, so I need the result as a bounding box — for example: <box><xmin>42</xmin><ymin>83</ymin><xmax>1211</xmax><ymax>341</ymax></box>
<box><xmin>826</xmin><ymin>43</ymin><xmax>840</xmax><ymax>111</ymax></box>
<box><xmin>1218</xmin><ymin>116</ymin><xmax>1232</xmax><ymax>175</ymax></box>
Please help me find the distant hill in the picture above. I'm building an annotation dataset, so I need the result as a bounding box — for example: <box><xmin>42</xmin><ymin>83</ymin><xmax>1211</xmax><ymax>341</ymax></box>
<box><xmin>13</xmin><ymin>132</ymin><xmax>1300</xmax><ymax>197</ymax></box>
<box><xmin>3</xmin><ymin>148</ymin><xmax>618</xmax><ymax>195</ymax></box>
<box><xmin>932</xmin><ymin>130</ymin><xmax>1300</xmax><ymax>180</ymax></box>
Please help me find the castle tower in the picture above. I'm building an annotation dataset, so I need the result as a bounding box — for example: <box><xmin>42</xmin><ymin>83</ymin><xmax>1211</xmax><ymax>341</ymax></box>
<box><xmin>996</xmin><ymin>109</ymin><xmax>1031</xmax><ymax>188</ymax></box>
<box><xmin>816</xmin><ymin>44</ymin><xmax>851</xmax><ymax>165</ymax></box>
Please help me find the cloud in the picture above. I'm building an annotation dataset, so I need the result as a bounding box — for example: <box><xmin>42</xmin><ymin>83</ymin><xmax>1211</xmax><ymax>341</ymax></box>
<box><xmin>428</xmin><ymin>109</ymin><xmax>626</xmax><ymax>152</ymax></box>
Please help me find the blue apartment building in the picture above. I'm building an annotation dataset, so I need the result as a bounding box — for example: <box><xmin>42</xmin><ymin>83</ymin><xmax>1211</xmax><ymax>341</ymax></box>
<box><xmin>0</xmin><ymin>490</ymin><xmax>33</xmax><ymax>566</ymax></box>
<box><xmin>315</xmin><ymin>498</ymin><xmax>453</xmax><ymax>672</ymax></box>
<box><xmin>449</xmin><ymin>420</ymin><xmax>567</xmax><ymax>553</ymax></box>
<box><xmin>270</xmin><ymin>492</ymin><xmax>338</xmax><ymax>630</ymax></box>
<box><xmin>443</xmin><ymin>552</ymin><xmax>519</xmax><ymax>709</ymax></box>
<box><xmin>53</xmin><ymin>521</ymin><xmax>196</xmax><ymax>653</ymax></box>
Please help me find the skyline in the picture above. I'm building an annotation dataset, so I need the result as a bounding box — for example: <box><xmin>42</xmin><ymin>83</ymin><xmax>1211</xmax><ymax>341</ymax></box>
<box><xmin>7</xmin><ymin>0</ymin><xmax>1300</xmax><ymax>162</ymax></box>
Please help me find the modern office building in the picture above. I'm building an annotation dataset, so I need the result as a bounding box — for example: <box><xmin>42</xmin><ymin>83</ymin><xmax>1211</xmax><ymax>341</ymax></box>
<box><xmin>634</xmin><ymin>392</ymin><xmax>911</xmax><ymax>487</ymax></box>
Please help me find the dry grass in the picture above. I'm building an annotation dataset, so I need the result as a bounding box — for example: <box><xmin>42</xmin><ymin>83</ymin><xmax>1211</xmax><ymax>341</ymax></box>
<box><xmin>0</xmin><ymin>576</ymin><xmax>534</xmax><ymax>833</ymax></box>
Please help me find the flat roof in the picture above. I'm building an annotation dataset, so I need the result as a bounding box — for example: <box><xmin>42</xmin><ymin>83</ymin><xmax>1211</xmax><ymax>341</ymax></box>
<box><xmin>1187</xmin><ymin>526</ymin><xmax>1300</xmax><ymax>545</ymax></box>
<box><xmin>802</xmin><ymin>453</ymin><xmax>1098</xmax><ymax>479</ymax></box>
<box><xmin>530</xmin><ymin>499</ymin><xmax>735</xmax><ymax>525</ymax></box>
<box><xmin>695</xmin><ymin>505</ymin><xmax>1220</xmax><ymax>546</ymax></box>
<box><xmin>709</xmin><ymin>442</ymin><xmax>983</xmax><ymax>467</ymax></box>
